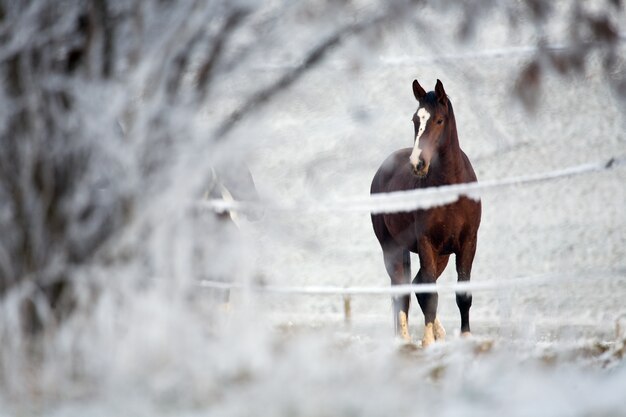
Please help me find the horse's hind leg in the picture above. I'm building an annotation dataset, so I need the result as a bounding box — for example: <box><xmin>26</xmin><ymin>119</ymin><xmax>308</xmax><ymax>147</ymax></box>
<box><xmin>383</xmin><ymin>246</ymin><xmax>411</xmax><ymax>341</ymax></box>
<box><xmin>456</xmin><ymin>236</ymin><xmax>477</xmax><ymax>336</ymax></box>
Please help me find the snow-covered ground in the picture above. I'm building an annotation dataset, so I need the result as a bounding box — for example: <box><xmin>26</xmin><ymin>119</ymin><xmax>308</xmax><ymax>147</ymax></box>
<box><xmin>1</xmin><ymin>1</ymin><xmax>625</xmax><ymax>416</ymax></box>
<box><xmin>238</xmin><ymin>21</ymin><xmax>626</xmax><ymax>336</ymax></box>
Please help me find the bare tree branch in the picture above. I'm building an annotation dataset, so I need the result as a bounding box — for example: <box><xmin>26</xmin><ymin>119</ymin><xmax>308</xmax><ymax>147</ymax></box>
<box><xmin>195</xmin><ymin>7</ymin><xmax>249</xmax><ymax>103</ymax></box>
<box><xmin>213</xmin><ymin>12</ymin><xmax>390</xmax><ymax>139</ymax></box>
<box><xmin>90</xmin><ymin>0</ymin><xmax>114</xmax><ymax>78</ymax></box>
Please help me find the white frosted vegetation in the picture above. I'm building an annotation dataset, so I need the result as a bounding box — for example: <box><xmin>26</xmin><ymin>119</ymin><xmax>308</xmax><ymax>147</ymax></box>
<box><xmin>0</xmin><ymin>0</ymin><xmax>625</xmax><ymax>416</ymax></box>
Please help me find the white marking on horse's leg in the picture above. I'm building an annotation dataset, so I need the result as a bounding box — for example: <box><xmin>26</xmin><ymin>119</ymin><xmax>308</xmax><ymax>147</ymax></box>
<box><xmin>434</xmin><ymin>317</ymin><xmax>446</xmax><ymax>341</ymax></box>
<box><xmin>398</xmin><ymin>311</ymin><xmax>411</xmax><ymax>342</ymax></box>
<box><xmin>409</xmin><ymin>107</ymin><xmax>431</xmax><ymax>168</ymax></box>
<box><xmin>422</xmin><ymin>322</ymin><xmax>435</xmax><ymax>348</ymax></box>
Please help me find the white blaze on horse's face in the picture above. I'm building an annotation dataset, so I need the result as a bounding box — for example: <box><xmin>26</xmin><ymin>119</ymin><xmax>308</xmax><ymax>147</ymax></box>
<box><xmin>409</xmin><ymin>107</ymin><xmax>431</xmax><ymax>168</ymax></box>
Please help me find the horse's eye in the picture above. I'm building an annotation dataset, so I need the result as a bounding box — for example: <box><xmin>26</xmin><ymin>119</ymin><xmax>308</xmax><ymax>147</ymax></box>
<box><xmin>437</xmin><ymin>119</ymin><xmax>444</xmax><ymax>125</ymax></box>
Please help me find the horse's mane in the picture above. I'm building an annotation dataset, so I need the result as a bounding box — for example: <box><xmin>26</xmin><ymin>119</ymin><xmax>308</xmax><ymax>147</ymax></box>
<box><xmin>444</xmin><ymin>97</ymin><xmax>459</xmax><ymax>150</ymax></box>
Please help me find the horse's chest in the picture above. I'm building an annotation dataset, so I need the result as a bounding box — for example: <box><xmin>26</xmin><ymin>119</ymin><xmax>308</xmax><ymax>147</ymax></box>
<box><xmin>422</xmin><ymin>199</ymin><xmax>479</xmax><ymax>252</ymax></box>
<box><xmin>421</xmin><ymin>213</ymin><xmax>461</xmax><ymax>253</ymax></box>
<box><xmin>385</xmin><ymin>204</ymin><xmax>465</xmax><ymax>253</ymax></box>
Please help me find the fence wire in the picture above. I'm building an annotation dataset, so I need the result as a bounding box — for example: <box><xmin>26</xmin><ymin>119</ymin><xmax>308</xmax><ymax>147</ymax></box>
<box><xmin>201</xmin><ymin>156</ymin><xmax>624</xmax><ymax>215</ymax></box>
<box><xmin>197</xmin><ymin>270</ymin><xmax>625</xmax><ymax>296</ymax></box>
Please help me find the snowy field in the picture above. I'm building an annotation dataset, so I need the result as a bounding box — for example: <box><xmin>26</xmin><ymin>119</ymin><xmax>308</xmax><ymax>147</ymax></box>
<box><xmin>235</xmin><ymin>6</ymin><xmax>626</xmax><ymax>339</ymax></box>
<box><xmin>1</xmin><ymin>1</ymin><xmax>626</xmax><ymax>416</ymax></box>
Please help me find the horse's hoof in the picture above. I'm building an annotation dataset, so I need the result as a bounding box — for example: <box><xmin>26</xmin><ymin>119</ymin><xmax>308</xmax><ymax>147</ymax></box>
<box><xmin>422</xmin><ymin>323</ymin><xmax>435</xmax><ymax>348</ymax></box>
<box><xmin>398</xmin><ymin>311</ymin><xmax>411</xmax><ymax>342</ymax></box>
<box><xmin>434</xmin><ymin>317</ymin><xmax>446</xmax><ymax>341</ymax></box>
<box><xmin>461</xmin><ymin>331</ymin><xmax>472</xmax><ymax>338</ymax></box>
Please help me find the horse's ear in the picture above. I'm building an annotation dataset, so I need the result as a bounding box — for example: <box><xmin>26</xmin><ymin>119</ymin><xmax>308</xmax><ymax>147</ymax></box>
<box><xmin>412</xmin><ymin>79</ymin><xmax>427</xmax><ymax>101</ymax></box>
<box><xmin>435</xmin><ymin>79</ymin><xmax>447</xmax><ymax>106</ymax></box>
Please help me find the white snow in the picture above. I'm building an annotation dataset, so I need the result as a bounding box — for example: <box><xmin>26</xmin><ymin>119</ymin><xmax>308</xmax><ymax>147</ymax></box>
<box><xmin>1</xmin><ymin>1</ymin><xmax>626</xmax><ymax>416</ymax></box>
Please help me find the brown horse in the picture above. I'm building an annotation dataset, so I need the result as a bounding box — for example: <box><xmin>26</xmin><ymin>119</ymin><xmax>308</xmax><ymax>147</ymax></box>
<box><xmin>370</xmin><ymin>79</ymin><xmax>481</xmax><ymax>347</ymax></box>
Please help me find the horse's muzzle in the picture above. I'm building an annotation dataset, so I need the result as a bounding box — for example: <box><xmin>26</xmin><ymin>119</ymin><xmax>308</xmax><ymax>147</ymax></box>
<box><xmin>412</xmin><ymin>160</ymin><xmax>429</xmax><ymax>178</ymax></box>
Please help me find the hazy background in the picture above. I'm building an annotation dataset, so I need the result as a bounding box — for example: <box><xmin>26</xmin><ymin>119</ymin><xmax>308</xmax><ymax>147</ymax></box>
<box><xmin>0</xmin><ymin>0</ymin><xmax>625</xmax><ymax>416</ymax></box>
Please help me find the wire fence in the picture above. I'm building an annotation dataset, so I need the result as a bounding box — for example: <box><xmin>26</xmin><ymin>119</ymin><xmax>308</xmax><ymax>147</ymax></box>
<box><xmin>197</xmin><ymin>270</ymin><xmax>624</xmax><ymax>296</ymax></box>
<box><xmin>198</xmin><ymin>270</ymin><xmax>626</xmax><ymax>323</ymax></box>
<box><xmin>196</xmin><ymin>155</ymin><xmax>624</xmax><ymax>314</ymax></box>
<box><xmin>201</xmin><ymin>156</ymin><xmax>624</xmax><ymax>215</ymax></box>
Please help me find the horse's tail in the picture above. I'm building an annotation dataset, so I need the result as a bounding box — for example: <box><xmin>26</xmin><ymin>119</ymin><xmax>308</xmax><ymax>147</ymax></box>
<box><xmin>403</xmin><ymin>249</ymin><xmax>411</xmax><ymax>283</ymax></box>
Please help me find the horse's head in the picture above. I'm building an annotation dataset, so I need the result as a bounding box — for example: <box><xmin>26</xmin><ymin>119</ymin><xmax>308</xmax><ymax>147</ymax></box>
<box><xmin>409</xmin><ymin>79</ymin><xmax>450</xmax><ymax>178</ymax></box>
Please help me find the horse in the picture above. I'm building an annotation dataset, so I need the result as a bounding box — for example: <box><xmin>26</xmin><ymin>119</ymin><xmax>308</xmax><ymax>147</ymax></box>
<box><xmin>370</xmin><ymin>79</ymin><xmax>481</xmax><ymax>347</ymax></box>
<box><xmin>205</xmin><ymin>161</ymin><xmax>263</xmax><ymax>224</ymax></box>
<box><xmin>199</xmin><ymin>160</ymin><xmax>263</xmax><ymax>305</ymax></box>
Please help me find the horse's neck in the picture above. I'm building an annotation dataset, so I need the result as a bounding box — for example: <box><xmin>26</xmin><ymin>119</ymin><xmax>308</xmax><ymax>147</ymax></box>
<box><xmin>440</xmin><ymin>129</ymin><xmax>461</xmax><ymax>162</ymax></box>
<box><xmin>433</xmin><ymin>112</ymin><xmax>465</xmax><ymax>183</ymax></box>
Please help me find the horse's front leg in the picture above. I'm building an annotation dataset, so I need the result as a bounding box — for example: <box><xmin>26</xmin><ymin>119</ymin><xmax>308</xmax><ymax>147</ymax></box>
<box><xmin>383</xmin><ymin>246</ymin><xmax>411</xmax><ymax>342</ymax></box>
<box><xmin>433</xmin><ymin>255</ymin><xmax>451</xmax><ymax>342</ymax></box>
<box><xmin>414</xmin><ymin>239</ymin><xmax>438</xmax><ymax>348</ymax></box>
<box><xmin>456</xmin><ymin>236</ymin><xmax>477</xmax><ymax>336</ymax></box>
